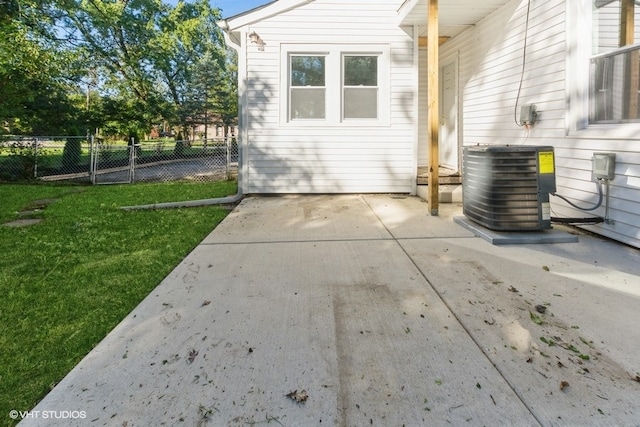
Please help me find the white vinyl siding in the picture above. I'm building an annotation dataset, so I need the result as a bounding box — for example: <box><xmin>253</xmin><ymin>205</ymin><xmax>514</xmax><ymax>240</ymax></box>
<box><xmin>240</xmin><ymin>0</ymin><xmax>414</xmax><ymax>194</ymax></box>
<box><xmin>439</xmin><ymin>0</ymin><xmax>640</xmax><ymax>248</ymax></box>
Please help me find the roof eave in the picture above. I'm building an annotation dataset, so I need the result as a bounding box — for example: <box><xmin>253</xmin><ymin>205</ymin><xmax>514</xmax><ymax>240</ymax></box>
<box><xmin>220</xmin><ymin>0</ymin><xmax>314</xmax><ymax>32</ymax></box>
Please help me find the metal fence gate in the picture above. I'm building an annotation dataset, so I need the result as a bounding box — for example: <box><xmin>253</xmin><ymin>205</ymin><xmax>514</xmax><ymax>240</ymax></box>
<box><xmin>90</xmin><ymin>137</ymin><xmax>136</xmax><ymax>184</ymax></box>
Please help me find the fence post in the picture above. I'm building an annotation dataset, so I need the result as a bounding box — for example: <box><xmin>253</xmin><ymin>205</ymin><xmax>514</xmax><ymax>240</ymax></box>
<box><xmin>129</xmin><ymin>136</ymin><xmax>136</xmax><ymax>183</ymax></box>
<box><xmin>33</xmin><ymin>137</ymin><xmax>38</xmax><ymax>179</ymax></box>
<box><xmin>90</xmin><ymin>135</ymin><xmax>96</xmax><ymax>184</ymax></box>
<box><xmin>225</xmin><ymin>135</ymin><xmax>231</xmax><ymax>180</ymax></box>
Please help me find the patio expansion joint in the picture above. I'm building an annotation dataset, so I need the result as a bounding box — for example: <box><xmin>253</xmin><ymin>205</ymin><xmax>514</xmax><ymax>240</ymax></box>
<box><xmin>200</xmin><ymin>237</ymin><xmax>395</xmax><ymax>245</ymax></box>
<box><xmin>361</xmin><ymin>197</ymin><xmax>546</xmax><ymax>426</ymax></box>
<box><xmin>200</xmin><ymin>235</ymin><xmax>476</xmax><ymax>246</ymax></box>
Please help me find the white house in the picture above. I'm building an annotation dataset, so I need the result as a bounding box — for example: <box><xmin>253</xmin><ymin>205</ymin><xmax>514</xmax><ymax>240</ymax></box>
<box><xmin>219</xmin><ymin>0</ymin><xmax>640</xmax><ymax>249</ymax></box>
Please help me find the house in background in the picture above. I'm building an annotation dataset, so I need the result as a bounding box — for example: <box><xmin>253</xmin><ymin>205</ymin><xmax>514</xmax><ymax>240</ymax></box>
<box><xmin>218</xmin><ymin>0</ymin><xmax>640</xmax><ymax>250</ymax></box>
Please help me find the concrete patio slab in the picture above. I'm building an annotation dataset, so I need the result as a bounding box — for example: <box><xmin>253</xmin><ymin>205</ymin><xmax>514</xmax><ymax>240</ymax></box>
<box><xmin>19</xmin><ymin>195</ymin><xmax>640</xmax><ymax>427</ymax></box>
<box><xmin>202</xmin><ymin>195</ymin><xmax>391</xmax><ymax>244</ymax></box>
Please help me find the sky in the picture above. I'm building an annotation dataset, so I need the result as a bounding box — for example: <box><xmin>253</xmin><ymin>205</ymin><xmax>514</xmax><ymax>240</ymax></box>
<box><xmin>165</xmin><ymin>0</ymin><xmax>273</xmax><ymax>18</ymax></box>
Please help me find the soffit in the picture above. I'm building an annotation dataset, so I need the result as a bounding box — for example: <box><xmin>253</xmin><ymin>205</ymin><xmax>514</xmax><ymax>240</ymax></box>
<box><xmin>398</xmin><ymin>0</ymin><xmax>513</xmax><ymax>38</ymax></box>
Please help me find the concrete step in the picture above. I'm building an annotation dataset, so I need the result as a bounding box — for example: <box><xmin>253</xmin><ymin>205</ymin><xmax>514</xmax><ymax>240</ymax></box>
<box><xmin>416</xmin><ymin>184</ymin><xmax>462</xmax><ymax>203</ymax></box>
<box><xmin>416</xmin><ymin>166</ymin><xmax>462</xmax><ymax>185</ymax></box>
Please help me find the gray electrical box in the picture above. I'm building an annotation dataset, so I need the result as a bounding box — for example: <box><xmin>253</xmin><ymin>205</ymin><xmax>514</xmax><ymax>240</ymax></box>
<box><xmin>592</xmin><ymin>152</ymin><xmax>616</xmax><ymax>181</ymax></box>
<box><xmin>520</xmin><ymin>104</ymin><xmax>537</xmax><ymax>126</ymax></box>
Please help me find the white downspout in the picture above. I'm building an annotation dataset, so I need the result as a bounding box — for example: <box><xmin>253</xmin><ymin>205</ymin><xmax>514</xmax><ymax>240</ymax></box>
<box><xmin>122</xmin><ymin>22</ymin><xmax>246</xmax><ymax>211</ymax></box>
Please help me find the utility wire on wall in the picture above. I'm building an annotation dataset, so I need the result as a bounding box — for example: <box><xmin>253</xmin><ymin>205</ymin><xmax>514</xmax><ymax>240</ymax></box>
<box><xmin>514</xmin><ymin>0</ymin><xmax>533</xmax><ymax>127</ymax></box>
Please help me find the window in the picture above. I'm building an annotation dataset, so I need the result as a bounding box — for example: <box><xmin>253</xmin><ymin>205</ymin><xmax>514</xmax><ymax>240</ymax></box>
<box><xmin>343</xmin><ymin>55</ymin><xmax>378</xmax><ymax>119</ymax></box>
<box><xmin>282</xmin><ymin>45</ymin><xmax>389</xmax><ymax>126</ymax></box>
<box><xmin>290</xmin><ymin>55</ymin><xmax>326</xmax><ymax>120</ymax></box>
<box><xmin>589</xmin><ymin>0</ymin><xmax>640</xmax><ymax>123</ymax></box>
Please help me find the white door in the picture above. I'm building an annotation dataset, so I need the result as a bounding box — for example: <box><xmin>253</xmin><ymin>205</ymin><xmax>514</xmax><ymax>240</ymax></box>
<box><xmin>439</xmin><ymin>59</ymin><xmax>458</xmax><ymax>171</ymax></box>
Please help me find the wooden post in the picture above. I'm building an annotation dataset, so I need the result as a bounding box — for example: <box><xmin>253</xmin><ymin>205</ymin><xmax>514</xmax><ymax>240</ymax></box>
<box><xmin>620</xmin><ymin>0</ymin><xmax>635</xmax><ymax>47</ymax></box>
<box><xmin>427</xmin><ymin>0</ymin><xmax>439</xmax><ymax>215</ymax></box>
<box><xmin>620</xmin><ymin>0</ymin><xmax>638</xmax><ymax>119</ymax></box>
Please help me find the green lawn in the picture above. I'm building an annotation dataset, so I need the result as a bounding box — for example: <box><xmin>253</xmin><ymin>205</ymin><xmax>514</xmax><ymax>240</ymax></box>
<box><xmin>0</xmin><ymin>181</ymin><xmax>237</xmax><ymax>426</ymax></box>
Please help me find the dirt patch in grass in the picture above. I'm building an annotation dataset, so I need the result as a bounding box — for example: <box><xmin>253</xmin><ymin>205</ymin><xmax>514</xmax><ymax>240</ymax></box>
<box><xmin>2</xmin><ymin>218</ymin><xmax>43</xmax><ymax>227</ymax></box>
<box><xmin>2</xmin><ymin>197</ymin><xmax>59</xmax><ymax>227</ymax></box>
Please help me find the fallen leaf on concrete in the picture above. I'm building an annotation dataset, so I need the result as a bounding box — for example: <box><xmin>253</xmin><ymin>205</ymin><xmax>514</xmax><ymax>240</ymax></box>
<box><xmin>530</xmin><ymin>311</ymin><xmax>544</xmax><ymax>325</ymax></box>
<box><xmin>567</xmin><ymin>344</ymin><xmax>580</xmax><ymax>353</ymax></box>
<box><xmin>560</xmin><ymin>381</ymin><xmax>569</xmax><ymax>391</ymax></box>
<box><xmin>540</xmin><ymin>336</ymin><xmax>555</xmax><ymax>346</ymax></box>
<box><xmin>286</xmin><ymin>389</ymin><xmax>309</xmax><ymax>403</ymax></box>
<box><xmin>553</xmin><ymin>337</ymin><xmax>582</xmax><ymax>354</ymax></box>
<box><xmin>542</xmin><ymin>265</ymin><xmax>550</xmax><ymax>271</ymax></box>
<box><xmin>579</xmin><ymin>336</ymin><xmax>595</xmax><ymax>348</ymax></box>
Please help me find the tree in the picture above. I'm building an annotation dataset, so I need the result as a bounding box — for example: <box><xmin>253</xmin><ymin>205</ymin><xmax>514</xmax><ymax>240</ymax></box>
<box><xmin>0</xmin><ymin>0</ymin><xmax>83</xmax><ymax>134</ymax></box>
<box><xmin>0</xmin><ymin>0</ymin><xmax>237</xmax><ymax>138</ymax></box>
<box><xmin>55</xmin><ymin>0</ymin><xmax>227</xmax><ymax>137</ymax></box>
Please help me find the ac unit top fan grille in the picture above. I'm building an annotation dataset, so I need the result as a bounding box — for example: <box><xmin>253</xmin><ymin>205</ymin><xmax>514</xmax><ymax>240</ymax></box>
<box><xmin>462</xmin><ymin>145</ymin><xmax>556</xmax><ymax>231</ymax></box>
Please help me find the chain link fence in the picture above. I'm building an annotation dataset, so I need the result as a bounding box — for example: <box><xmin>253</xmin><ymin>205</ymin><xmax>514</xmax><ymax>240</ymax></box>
<box><xmin>0</xmin><ymin>135</ymin><xmax>238</xmax><ymax>184</ymax></box>
<box><xmin>0</xmin><ymin>136</ymin><xmax>91</xmax><ymax>182</ymax></box>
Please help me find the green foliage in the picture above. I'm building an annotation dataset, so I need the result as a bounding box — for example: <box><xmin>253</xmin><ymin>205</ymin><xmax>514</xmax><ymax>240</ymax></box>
<box><xmin>61</xmin><ymin>138</ymin><xmax>82</xmax><ymax>169</ymax></box>
<box><xmin>0</xmin><ymin>1</ymin><xmax>84</xmax><ymax>135</ymax></box>
<box><xmin>0</xmin><ymin>0</ymin><xmax>237</xmax><ymax>138</ymax></box>
<box><xmin>5</xmin><ymin>140</ymin><xmax>38</xmax><ymax>179</ymax></box>
<box><xmin>174</xmin><ymin>132</ymin><xmax>185</xmax><ymax>156</ymax></box>
<box><xmin>0</xmin><ymin>181</ymin><xmax>236</xmax><ymax>423</ymax></box>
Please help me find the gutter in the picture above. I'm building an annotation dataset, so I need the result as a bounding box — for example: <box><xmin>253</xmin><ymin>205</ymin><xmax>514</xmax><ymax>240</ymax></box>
<box><xmin>121</xmin><ymin>26</ymin><xmax>245</xmax><ymax>212</ymax></box>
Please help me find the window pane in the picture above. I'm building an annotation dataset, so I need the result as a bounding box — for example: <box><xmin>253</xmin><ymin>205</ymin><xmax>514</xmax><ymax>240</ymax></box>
<box><xmin>590</xmin><ymin>1</ymin><xmax>640</xmax><ymax>123</ymax></box>
<box><xmin>344</xmin><ymin>56</ymin><xmax>377</xmax><ymax>86</ymax></box>
<box><xmin>590</xmin><ymin>46</ymin><xmax>640</xmax><ymax>122</ymax></box>
<box><xmin>291</xmin><ymin>56</ymin><xmax>325</xmax><ymax>86</ymax></box>
<box><xmin>291</xmin><ymin>88</ymin><xmax>325</xmax><ymax>119</ymax></box>
<box><xmin>344</xmin><ymin>88</ymin><xmax>378</xmax><ymax>119</ymax></box>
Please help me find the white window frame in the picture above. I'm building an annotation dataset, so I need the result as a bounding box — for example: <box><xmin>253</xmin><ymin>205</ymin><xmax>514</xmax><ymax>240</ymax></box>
<box><xmin>280</xmin><ymin>44</ymin><xmax>390</xmax><ymax>127</ymax></box>
<box><xmin>289</xmin><ymin>54</ymin><xmax>327</xmax><ymax>121</ymax></box>
<box><xmin>566</xmin><ymin>0</ymin><xmax>640</xmax><ymax>138</ymax></box>
<box><xmin>342</xmin><ymin>54</ymin><xmax>380</xmax><ymax>120</ymax></box>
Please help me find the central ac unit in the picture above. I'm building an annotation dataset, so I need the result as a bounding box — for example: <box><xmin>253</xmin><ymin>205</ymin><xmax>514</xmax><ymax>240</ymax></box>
<box><xmin>462</xmin><ymin>145</ymin><xmax>556</xmax><ymax>231</ymax></box>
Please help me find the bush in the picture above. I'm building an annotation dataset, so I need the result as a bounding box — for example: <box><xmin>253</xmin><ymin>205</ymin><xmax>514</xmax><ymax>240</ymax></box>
<box><xmin>174</xmin><ymin>132</ymin><xmax>185</xmax><ymax>156</ymax></box>
<box><xmin>8</xmin><ymin>140</ymin><xmax>37</xmax><ymax>179</ymax></box>
<box><xmin>62</xmin><ymin>138</ymin><xmax>82</xmax><ymax>169</ymax></box>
